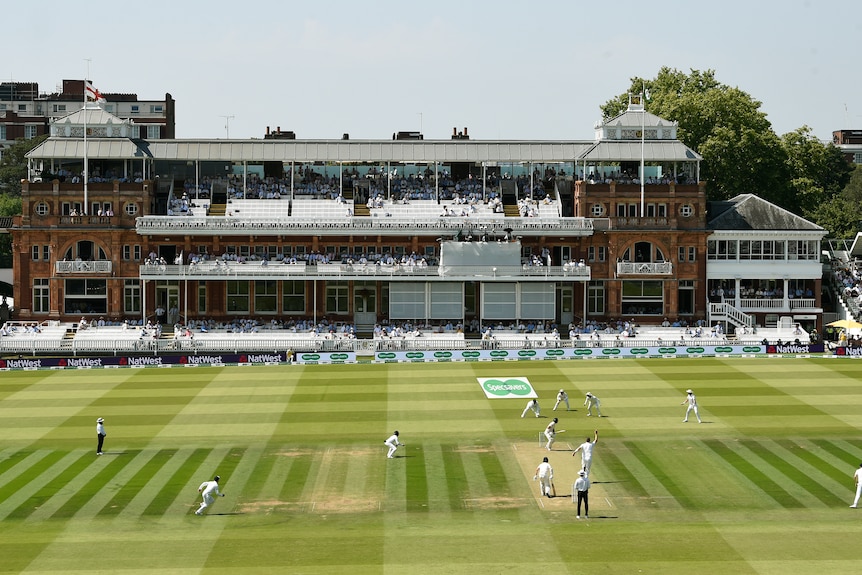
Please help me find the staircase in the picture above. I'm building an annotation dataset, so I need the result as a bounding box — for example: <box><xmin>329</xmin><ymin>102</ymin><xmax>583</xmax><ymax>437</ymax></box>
<box><xmin>709</xmin><ymin>302</ymin><xmax>754</xmax><ymax>331</ymax></box>
<box><xmin>208</xmin><ymin>203</ymin><xmax>227</xmax><ymax>216</ymax></box>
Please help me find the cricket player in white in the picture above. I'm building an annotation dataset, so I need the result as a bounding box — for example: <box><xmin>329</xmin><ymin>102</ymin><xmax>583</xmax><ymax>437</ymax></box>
<box><xmin>851</xmin><ymin>463</ymin><xmax>862</xmax><ymax>508</ymax></box>
<box><xmin>681</xmin><ymin>389</ymin><xmax>702</xmax><ymax>423</ymax></box>
<box><xmin>554</xmin><ymin>389</ymin><xmax>569</xmax><ymax>411</ymax></box>
<box><xmin>584</xmin><ymin>392</ymin><xmax>602</xmax><ymax>417</ymax></box>
<box><xmin>521</xmin><ymin>399</ymin><xmax>540</xmax><ymax>418</ymax></box>
<box><xmin>384</xmin><ymin>431</ymin><xmax>403</xmax><ymax>458</ymax></box>
<box><xmin>573</xmin><ymin>430</ymin><xmax>599</xmax><ymax>476</ymax></box>
<box><xmin>196</xmin><ymin>475</ymin><xmax>225</xmax><ymax>515</ymax></box>
<box><xmin>534</xmin><ymin>456</ymin><xmax>554</xmax><ymax>498</ymax></box>
<box><xmin>544</xmin><ymin>418</ymin><xmax>558</xmax><ymax>451</ymax></box>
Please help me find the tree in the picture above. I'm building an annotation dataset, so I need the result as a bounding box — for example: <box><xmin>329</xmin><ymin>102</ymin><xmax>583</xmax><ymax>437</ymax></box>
<box><xmin>807</xmin><ymin>165</ymin><xmax>862</xmax><ymax>238</ymax></box>
<box><xmin>600</xmin><ymin>68</ymin><xmax>848</xmax><ymax>213</ymax></box>
<box><xmin>0</xmin><ymin>193</ymin><xmax>19</xmax><ymax>269</ymax></box>
<box><xmin>0</xmin><ymin>135</ymin><xmax>48</xmax><ymax>197</ymax></box>
<box><xmin>781</xmin><ymin>126</ymin><xmax>852</xmax><ymax>215</ymax></box>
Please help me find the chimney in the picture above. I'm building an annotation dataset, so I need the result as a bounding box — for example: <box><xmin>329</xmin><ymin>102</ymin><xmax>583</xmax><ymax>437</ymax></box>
<box><xmin>464</xmin><ymin>127</ymin><xmax>468</xmax><ymax>137</ymax></box>
<box><xmin>453</xmin><ymin>127</ymin><xmax>457</xmax><ymax>136</ymax></box>
<box><xmin>266</xmin><ymin>126</ymin><xmax>270</xmax><ymax>135</ymax></box>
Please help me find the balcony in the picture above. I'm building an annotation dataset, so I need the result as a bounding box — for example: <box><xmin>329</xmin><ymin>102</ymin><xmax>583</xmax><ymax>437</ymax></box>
<box><xmin>138</xmin><ymin>262</ymin><xmax>591</xmax><ymax>282</ymax></box>
<box><xmin>134</xmin><ymin>215</ymin><xmax>595</xmax><ymax>237</ymax></box>
<box><xmin>56</xmin><ymin>261</ymin><xmax>113</xmax><ymax>274</ymax></box>
<box><xmin>616</xmin><ymin>261</ymin><xmax>673</xmax><ymax>275</ymax></box>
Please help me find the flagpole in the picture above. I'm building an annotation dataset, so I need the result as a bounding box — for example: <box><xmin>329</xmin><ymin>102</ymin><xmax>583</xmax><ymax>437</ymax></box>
<box><xmin>640</xmin><ymin>86</ymin><xmax>645</xmax><ymax>218</ymax></box>
<box><xmin>83</xmin><ymin>78</ymin><xmax>88</xmax><ymax>213</ymax></box>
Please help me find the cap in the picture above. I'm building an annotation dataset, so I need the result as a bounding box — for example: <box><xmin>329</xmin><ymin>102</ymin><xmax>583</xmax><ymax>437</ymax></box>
<box><xmin>686</xmin><ymin>389</ymin><xmax>693</xmax><ymax>394</ymax></box>
<box><xmin>214</xmin><ymin>475</ymin><xmax>220</xmax><ymax>482</ymax></box>
<box><xmin>97</xmin><ymin>418</ymin><xmax>104</xmax><ymax>423</ymax></box>
<box><xmin>553</xmin><ymin>418</ymin><xmax>558</xmax><ymax>423</ymax></box>
<box><xmin>585</xmin><ymin>392</ymin><xmax>592</xmax><ymax>397</ymax></box>
<box><xmin>542</xmin><ymin>457</ymin><xmax>549</xmax><ymax>462</ymax></box>
<box><xmin>394</xmin><ymin>430</ymin><xmax>399</xmax><ymax>436</ymax></box>
<box><xmin>578</xmin><ymin>470</ymin><xmax>585</xmax><ymax>475</ymax></box>
<box><xmin>560</xmin><ymin>389</ymin><xmax>565</xmax><ymax>393</ymax></box>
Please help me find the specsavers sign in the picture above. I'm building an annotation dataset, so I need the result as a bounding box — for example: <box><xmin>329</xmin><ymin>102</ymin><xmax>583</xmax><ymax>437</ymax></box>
<box><xmin>477</xmin><ymin>377</ymin><xmax>537</xmax><ymax>399</ymax></box>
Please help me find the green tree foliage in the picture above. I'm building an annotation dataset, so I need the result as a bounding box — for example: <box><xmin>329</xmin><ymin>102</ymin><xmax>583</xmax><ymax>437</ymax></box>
<box><xmin>0</xmin><ymin>194</ymin><xmax>18</xmax><ymax>268</ymax></box>
<box><xmin>601</xmin><ymin>68</ymin><xmax>852</xmax><ymax>223</ymax></box>
<box><xmin>0</xmin><ymin>135</ymin><xmax>48</xmax><ymax>196</ymax></box>
<box><xmin>807</xmin><ymin>165</ymin><xmax>862</xmax><ymax>239</ymax></box>
<box><xmin>781</xmin><ymin>126</ymin><xmax>852</xmax><ymax>215</ymax></box>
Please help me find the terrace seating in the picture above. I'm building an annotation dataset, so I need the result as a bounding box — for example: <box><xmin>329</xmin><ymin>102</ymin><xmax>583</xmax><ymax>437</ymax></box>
<box><xmin>290</xmin><ymin>199</ymin><xmax>352</xmax><ymax>219</ymax></box>
<box><xmin>225</xmin><ymin>199</ymin><xmax>291</xmax><ymax>218</ymax></box>
<box><xmin>72</xmin><ymin>325</ymin><xmax>144</xmax><ymax>351</ymax></box>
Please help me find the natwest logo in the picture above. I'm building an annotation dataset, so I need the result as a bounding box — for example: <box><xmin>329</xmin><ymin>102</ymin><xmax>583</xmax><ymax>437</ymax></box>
<box><xmin>185</xmin><ymin>355</ymin><xmax>225</xmax><ymax>365</ymax></box>
<box><xmin>125</xmin><ymin>356</ymin><xmax>163</xmax><ymax>366</ymax></box>
<box><xmin>1</xmin><ymin>358</ymin><xmax>43</xmax><ymax>369</ymax></box>
<box><xmin>246</xmin><ymin>353</ymin><xmax>283</xmax><ymax>363</ymax></box>
<box><xmin>66</xmin><ymin>358</ymin><xmax>103</xmax><ymax>367</ymax></box>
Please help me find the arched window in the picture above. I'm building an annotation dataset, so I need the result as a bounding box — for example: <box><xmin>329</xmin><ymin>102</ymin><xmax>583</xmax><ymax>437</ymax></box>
<box><xmin>621</xmin><ymin>241</ymin><xmax>665</xmax><ymax>263</ymax></box>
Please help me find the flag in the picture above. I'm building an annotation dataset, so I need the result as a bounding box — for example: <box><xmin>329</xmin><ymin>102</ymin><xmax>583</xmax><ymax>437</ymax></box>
<box><xmin>85</xmin><ymin>81</ymin><xmax>105</xmax><ymax>104</ymax></box>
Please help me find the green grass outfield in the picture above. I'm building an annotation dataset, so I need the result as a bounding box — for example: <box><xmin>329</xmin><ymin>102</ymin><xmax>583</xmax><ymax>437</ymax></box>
<box><xmin>2</xmin><ymin>357</ymin><xmax>862</xmax><ymax>574</ymax></box>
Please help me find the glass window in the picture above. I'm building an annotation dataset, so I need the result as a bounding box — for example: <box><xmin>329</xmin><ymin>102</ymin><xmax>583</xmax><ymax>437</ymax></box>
<box><xmin>254</xmin><ymin>281</ymin><xmax>278</xmax><ymax>314</ymax></box>
<box><xmin>123</xmin><ymin>245</ymin><xmax>131</xmax><ymax>260</ymax></box>
<box><xmin>25</xmin><ymin>125</ymin><xmax>38</xmax><ymax>139</ymax></box>
<box><xmin>282</xmin><ymin>281</ymin><xmax>305</xmax><ymax>313</ymax></box>
<box><xmin>326</xmin><ymin>281</ymin><xmax>349</xmax><ymax>314</ymax></box>
<box><xmin>227</xmin><ymin>281</ymin><xmax>250</xmax><ymax>313</ymax></box>
<box><xmin>678</xmin><ymin>246</ymin><xmax>686</xmax><ymax>263</ymax></box>
<box><xmin>134</xmin><ymin>245</ymin><xmax>141</xmax><ymax>260</ymax></box>
<box><xmin>621</xmin><ymin>280</ymin><xmax>664</xmax><ymax>315</ymax></box>
<box><xmin>35</xmin><ymin>202</ymin><xmax>49</xmax><ymax>216</ymax></box>
<box><xmin>124</xmin><ymin>280</ymin><xmax>141</xmax><ymax>314</ymax></box>
<box><xmin>32</xmin><ymin>245</ymin><xmax>40</xmax><ymax>261</ymax></box>
<box><xmin>198</xmin><ymin>285</ymin><xmax>207</xmax><ymax>314</ymax></box>
<box><xmin>64</xmin><ymin>278</ymin><xmax>107</xmax><ymax>315</ymax></box>
<box><xmin>147</xmin><ymin>125</ymin><xmax>161</xmax><ymax>139</ymax></box>
<box><xmin>124</xmin><ymin>202</ymin><xmax>138</xmax><ymax>216</ymax></box>
<box><xmin>587</xmin><ymin>281</ymin><xmax>605</xmax><ymax>315</ymax></box>
<box><xmin>33</xmin><ymin>279</ymin><xmax>49</xmax><ymax>313</ymax></box>
<box><xmin>688</xmin><ymin>247</ymin><xmax>696</xmax><ymax>262</ymax></box>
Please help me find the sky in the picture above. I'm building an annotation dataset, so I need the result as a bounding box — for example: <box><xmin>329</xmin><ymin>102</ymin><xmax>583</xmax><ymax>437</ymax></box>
<box><xmin>4</xmin><ymin>0</ymin><xmax>860</xmax><ymax>142</ymax></box>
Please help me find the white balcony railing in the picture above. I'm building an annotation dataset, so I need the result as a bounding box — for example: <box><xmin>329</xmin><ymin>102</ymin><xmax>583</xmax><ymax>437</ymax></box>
<box><xmin>616</xmin><ymin>261</ymin><xmax>673</xmax><ymax>275</ymax></box>
<box><xmin>55</xmin><ymin>261</ymin><xmax>113</xmax><ymax>274</ymax></box>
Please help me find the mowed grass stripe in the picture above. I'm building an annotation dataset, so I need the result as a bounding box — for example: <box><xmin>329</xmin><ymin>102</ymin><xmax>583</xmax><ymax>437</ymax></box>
<box><xmin>0</xmin><ymin>450</ymin><xmax>66</xmax><ymax>508</ymax></box>
<box><xmin>441</xmin><ymin>445</ymin><xmax>471</xmax><ymax>512</ymax></box>
<box><xmin>0</xmin><ymin>450</ymin><xmax>59</xmax><ymax>494</ymax></box>
<box><xmin>278</xmin><ymin>448</ymin><xmax>314</xmax><ymax>502</ymax></box>
<box><xmin>0</xmin><ymin>451</ymin><xmax>86</xmax><ymax>519</ymax></box>
<box><xmin>601</xmin><ymin>443</ymin><xmax>673</xmax><ymax>508</ymax></box>
<box><xmin>739</xmin><ymin>439</ymin><xmax>843</xmax><ymax>506</ymax></box>
<box><xmin>623</xmin><ymin>441</ymin><xmax>698</xmax><ymax>510</ymax></box>
<box><xmin>98</xmin><ymin>448</ymin><xmax>176</xmax><ymax>517</ymax></box>
<box><xmin>775</xmin><ymin>439</ymin><xmax>853</xmax><ymax>489</ymax></box>
<box><xmin>423</xmin><ymin>441</ymin><xmax>453</xmax><ymax>515</ymax></box>
<box><xmin>115</xmin><ymin>446</ymin><xmax>193</xmax><ymax>519</ymax></box>
<box><xmin>4</xmin><ymin>450</ymin><xmax>92</xmax><ymax>521</ymax></box>
<box><xmin>702</xmin><ymin>439</ymin><xmax>803</xmax><ymax>508</ymax></box>
<box><xmin>405</xmin><ymin>444</ymin><xmax>429</xmax><ymax>511</ymax></box>
<box><xmin>143</xmin><ymin>447</ymin><xmax>211</xmax><ymax>516</ymax></box>
<box><xmin>50</xmin><ymin>452</ymin><xmax>137</xmax><ymax>519</ymax></box>
<box><xmin>811</xmin><ymin>439</ymin><xmax>862</xmax><ymax>468</ymax></box>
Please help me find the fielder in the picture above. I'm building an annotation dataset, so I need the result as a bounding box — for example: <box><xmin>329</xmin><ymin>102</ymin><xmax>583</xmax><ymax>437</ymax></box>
<box><xmin>534</xmin><ymin>456</ymin><xmax>554</xmax><ymax>498</ymax></box>
<box><xmin>573</xmin><ymin>430</ymin><xmax>599</xmax><ymax>476</ymax></box>
<box><xmin>584</xmin><ymin>392</ymin><xmax>602</xmax><ymax>417</ymax></box>
<box><xmin>384</xmin><ymin>430</ymin><xmax>404</xmax><ymax>458</ymax></box>
<box><xmin>522</xmin><ymin>398</ymin><xmax>541</xmax><ymax>418</ymax></box>
<box><xmin>851</xmin><ymin>462</ymin><xmax>862</xmax><ymax>508</ymax></box>
<box><xmin>681</xmin><ymin>389</ymin><xmax>702</xmax><ymax>423</ymax></box>
<box><xmin>544</xmin><ymin>418</ymin><xmax>558</xmax><ymax>451</ymax></box>
<box><xmin>196</xmin><ymin>475</ymin><xmax>225</xmax><ymax>515</ymax></box>
<box><xmin>554</xmin><ymin>389</ymin><xmax>570</xmax><ymax>411</ymax></box>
